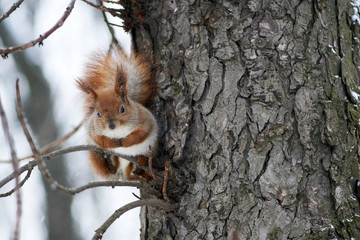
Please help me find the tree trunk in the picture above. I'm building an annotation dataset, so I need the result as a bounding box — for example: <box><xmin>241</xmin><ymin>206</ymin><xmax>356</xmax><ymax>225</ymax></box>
<box><xmin>133</xmin><ymin>0</ymin><xmax>360</xmax><ymax>239</ymax></box>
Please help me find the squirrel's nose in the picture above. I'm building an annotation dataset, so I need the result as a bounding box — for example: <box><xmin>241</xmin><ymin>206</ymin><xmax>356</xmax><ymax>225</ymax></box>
<box><xmin>108</xmin><ymin>120</ymin><xmax>116</xmax><ymax>130</ymax></box>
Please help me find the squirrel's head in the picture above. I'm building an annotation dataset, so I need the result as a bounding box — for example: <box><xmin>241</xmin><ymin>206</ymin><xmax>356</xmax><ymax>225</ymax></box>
<box><xmin>78</xmin><ymin>66</ymin><xmax>135</xmax><ymax>134</ymax></box>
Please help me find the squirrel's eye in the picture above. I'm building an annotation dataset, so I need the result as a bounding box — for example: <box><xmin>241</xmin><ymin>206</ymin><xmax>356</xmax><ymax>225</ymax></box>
<box><xmin>120</xmin><ymin>106</ymin><xmax>125</xmax><ymax>114</ymax></box>
<box><xmin>97</xmin><ymin>112</ymin><xmax>101</xmax><ymax>118</ymax></box>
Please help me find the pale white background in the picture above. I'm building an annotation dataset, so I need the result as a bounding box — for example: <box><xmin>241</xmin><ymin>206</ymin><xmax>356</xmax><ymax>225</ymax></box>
<box><xmin>0</xmin><ymin>1</ymin><xmax>140</xmax><ymax>239</ymax></box>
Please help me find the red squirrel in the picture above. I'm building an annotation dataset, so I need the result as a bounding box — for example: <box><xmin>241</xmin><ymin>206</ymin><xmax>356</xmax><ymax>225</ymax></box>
<box><xmin>77</xmin><ymin>45</ymin><xmax>158</xmax><ymax>181</ymax></box>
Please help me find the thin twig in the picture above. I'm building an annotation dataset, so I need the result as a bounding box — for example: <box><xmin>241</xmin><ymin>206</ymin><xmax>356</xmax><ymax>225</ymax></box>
<box><xmin>0</xmin><ymin>119</ymin><xmax>84</xmax><ymax>163</ymax></box>
<box><xmin>104</xmin><ymin>20</ymin><xmax>123</xmax><ymax>28</ymax></box>
<box><xmin>92</xmin><ymin>199</ymin><xmax>177</xmax><ymax>240</ymax></box>
<box><xmin>59</xmin><ymin>180</ymin><xmax>160</xmax><ymax>196</ymax></box>
<box><xmin>0</xmin><ymin>0</ymin><xmax>76</xmax><ymax>57</ymax></box>
<box><xmin>0</xmin><ymin>81</ymin><xmax>22</xmax><ymax>240</ymax></box>
<box><xmin>15</xmin><ymin>80</ymin><xmax>73</xmax><ymax>194</ymax></box>
<box><xmin>43</xmin><ymin>145</ymin><xmax>139</xmax><ymax>165</ymax></box>
<box><xmin>81</xmin><ymin>0</ymin><xmax>121</xmax><ymax>17</ymax></box>
<box><xmin>1</xmin><ymin>144</ymin><xmax>163</xmax><ymax>189</ymax></box>
<box><xmin>162</xmin><ymin>161</ymin><xmax>170</xmax><ymax>203</ymax></box>
<box><xmin>15</xmin><ymin>80</ymin><xmax>41</xmax><ymax>157</ymax></box>
<box><xmin>99</xmin><ymin>1</ymin><xmax>119</xmax><ymax>45</ymax></box>
<box><xmin>100</xmin><ymin>0</ymin><xmax>119</xmax><ymax>3</ymax></box>
<box><xmin>17</xmin><ymin>82</ymin><xmax>138</xmax><ymax>196</ymax></box>
<box><xmin>3</xmin><ymin>82</ymin><xmax>162</xmax><ymax>199</ymax></box>
<box><xmin>0</xmin><ymin>0</ymin><xmax>25</xmax><ymax>23</ymax></box>
<box><xmin>0</xmin><ymin>160</ymin><xmax>37</xmax><ymax>189</ymax></box>
<box><xmin>132</xmin><ymin>192</ymin><xmax>141</xmax><ymax>200</ymax></box>
<box><xmin>0</xmin><ymin>145</ymin><xmax>133</xmax><ymax>190</ymax></box>
<box><xmin>0</xmin><ymin>163</ymin><xmax>159</xmax><ymax>197</ymax></box>
<box><xmin>148</xmin><ymin>146</ymin><xmax>156</xmax><ymax>180</ymax></box>
<box><xmin>0</xmin><ymin>144</ymin><xmax>160</xmax><ymax>197</ymax></box>
<box><xmin>39</xmin><ymin>119</ymin><xmax>84</xmax><ymax>154</ymax></box>
<box><xmin>1</xmin><ymin>136</ymin><xmax>164</xmax><ymax>196</ymax></box>
<box><xmin>0</xmin><ymin>169</ymin><xmax>32</xmax><ymax>198</ymax></box>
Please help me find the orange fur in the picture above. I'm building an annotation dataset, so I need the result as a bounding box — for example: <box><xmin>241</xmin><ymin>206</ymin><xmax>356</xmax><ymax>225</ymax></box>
<box><xmin>136</xmin><ymin>155</ymin><xmax>149</xmax><ymax>166</ymax></box>
<box><xmin>132</xmin><ymin>54</ymin><xmax>158</xmax><ymax>106</ymax></box>
<box><xmin>91</xmin><ymin>126</ymin><xmax>152</xmax><ymax>149</ymax></box>
<box><xmin>88</xmin><ymin>151</ymin><xmax>120</xmax><ymax>179</ymax></box>
<box><xmin>77</xmin><ymin>45</ymin><xmax>158</xmax><ymax>181</ymax></box>
<box><xmin>125</xmin><ymin>162</ymin><xmax>152</xmax><ymax>182</ymax></box>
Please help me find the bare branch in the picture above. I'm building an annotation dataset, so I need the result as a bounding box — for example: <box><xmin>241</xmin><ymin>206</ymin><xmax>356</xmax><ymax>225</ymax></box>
<box><xmin>61</xmin><ymin>180</ymin><xmax>160</xmax><ymax>196</ymax></box>
<box><xmin>1</xmin><ymin>81</ymin><xmax>164</xmax><ymax>208</ymax></box>
<box><xmin>15</xmin><ymin>82</ymin><xmax>155</xmax><ymax>197</ymax></box>
<box><xmin>39</xmin><ymin>119</ymin><xmax>84</xmax><ymax>155</ymax></box>
<box><xmin>0</xmin><ymin>145</ymin><xmax>135</xmax><ymax>190</ymax></box>
<box><xmin>0</xmin><ymin>160</ymin><xmax>37</xmax><ymax>189</ymax></box>
<box><xmin>104</xmin><ymin>20</ymin><xmax>123</xmax><ymax>28</ymax></box>
<box><xmin>81</xmin><ymin>0</ymin><xmax>121</xmax><ymax>18</ymax></box>
<box><xmin>100</xmin><ymin>1</ymin><xmax>119</xmax><ymax>46</ymax></box>
<box><xmin>132</xmin><ymin>192</ymin><xmax>141</xmax><ymax>199</ymax></box>
<box><xmin>15</xmin><ymin>80</ymin><xmax>41</xmax><ymax>157</ymax></box>
<box><xmin>92</xmin><ymin>199</ymin><xmax>177</xmax><ymax>240</ymax></box>
<box><xmin>0</xmin><ymin>158</ymin><xmax>159</xmax><ymax>197</ymax></box>
<box><xmin>0</xmin><ymin>0</ymin><xmax>76</xmax><ymax>57</ymax></box>
<box><xmin>0</xmin><ymin>80</ymin><xmax>22</xmax><ymax>240</ymax></box>
<box><xmin>0</xmin><ymin>144</ymin><xmax>161</xmax><ymax>197</ymax></box>
<box><xmin>162</xmin><ymin>161</ymin><xmax>170</xmax><ymax>203</ymax></box>
<box><xmin>100</xmin><ymin>0</ymin><xmax>119</xmax><ymax>3</ymax></box>
<box><xmin>0</xmin><ymin>169</ymin><xmax>32</xmax><ymax>198</ymax></box>
<box><xmin>1</xmin><ymin>143</ymin><xmax>166</xmax><ymax>199</ymax></box>
<box><xmin>15</xmin><ymin>79</ymin><xmax>73</xmax><ymax>194</ymax></box>
<box><xmin>0</xmin><ymin>119</ymin><xmax>84</xmax><ymax>163</ymax></box>
<box><xmin>43</xmin><ymin>144</ymin><xmax>138</xmax><ymax>165</ymax></box>
<box><xmin>148</xmin><ymin>146</ymin><xmax>157</xmax><ymax>181</ymax></box>
<box><xmin>0</xmin><ymin>0</ymin><xmax>25</xmax><ymax>23</ymax></box>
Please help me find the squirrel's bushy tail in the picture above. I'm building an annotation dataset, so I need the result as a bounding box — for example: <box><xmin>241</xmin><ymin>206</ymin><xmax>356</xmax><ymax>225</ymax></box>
<box><xmin>115</xmin><ymin>48</ymin><xmax>158</xmax><ymax>107</ymax></box>
<box><xmin>78</xmin><ymin>45</ymin><xmax>158</xmax><ymax>108</ymax></box>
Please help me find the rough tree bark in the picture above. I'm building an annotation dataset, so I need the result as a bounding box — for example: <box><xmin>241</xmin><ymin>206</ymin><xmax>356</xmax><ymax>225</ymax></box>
<box><xmin>131</xmin><ymin>0</ymin><xmax>360</xmax><ymax>239</ymax></box>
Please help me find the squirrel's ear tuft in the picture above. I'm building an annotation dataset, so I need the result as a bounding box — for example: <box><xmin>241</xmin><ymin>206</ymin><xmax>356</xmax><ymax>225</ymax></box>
<box><xmin>115</xmin><ymin>66</ymin><xmax>128</xmax><ymax>102</ymax></box>
<box><xmin>77</xmin><ymin>80</ymin><xmax>97</xmax><ymax>100</ymax></box>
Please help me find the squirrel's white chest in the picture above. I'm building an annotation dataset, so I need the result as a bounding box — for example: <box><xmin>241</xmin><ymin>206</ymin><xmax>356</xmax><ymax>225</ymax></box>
<box><xmin>87</xmin><ymin>117</ymin><xmax>157</xmax><ymax>156</ymax></box>
<box><xmin>102</xmin><ymin>124</ymin><xmax>134</xmax><ymax>139</ymax></box>
<box><xmin>112</xmin><ymin>127</ymin><xmax>158</xmax><ymax>156</ymax></box>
